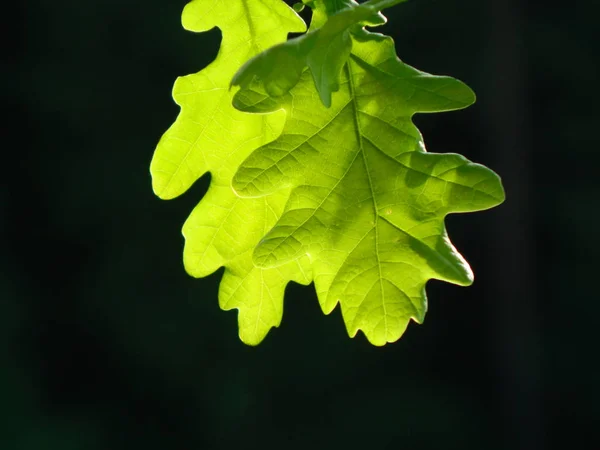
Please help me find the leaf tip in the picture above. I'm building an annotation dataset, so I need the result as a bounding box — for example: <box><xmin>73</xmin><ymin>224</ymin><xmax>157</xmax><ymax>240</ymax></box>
<box><xmin>239</xmin><ymin>330</ymin><xmax>268</xmax><ymax>347</ymax></box>
<box><xmin>181</xmin><ymin>0</ymin><xmax>216</xmax><ymax>33</ymax></box>
<box><xmin>150</xmin><ymin>164</ymin><xmax>176</xmax><ymax>200</ymax></box>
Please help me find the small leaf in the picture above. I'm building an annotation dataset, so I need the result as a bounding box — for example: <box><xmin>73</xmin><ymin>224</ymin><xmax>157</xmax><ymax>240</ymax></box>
<box><xmin>232</xmin><ymin>0</ymin><xmax>403</xmax><ymax>107</ymax></box>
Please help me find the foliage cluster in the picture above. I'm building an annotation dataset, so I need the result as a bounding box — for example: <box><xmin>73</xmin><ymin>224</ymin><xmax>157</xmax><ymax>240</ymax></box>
<box><xmin>150</xmin><ymin>0</ymin><xmax>504</xmax><ymax>345</ymax></box>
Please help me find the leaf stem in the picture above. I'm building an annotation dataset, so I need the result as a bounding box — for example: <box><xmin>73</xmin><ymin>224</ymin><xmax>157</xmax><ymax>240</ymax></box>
<box><xmin>363</xmin><ymin>0</ymin><xmax>410</xmax><ymax>12</ymax></box>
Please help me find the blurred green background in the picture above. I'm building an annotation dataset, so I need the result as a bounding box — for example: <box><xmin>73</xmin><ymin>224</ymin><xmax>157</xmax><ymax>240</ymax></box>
<box><xmin>4</xmin><ymin>0</ymin><xmax>599</xmax><ymax>449</ymax></box>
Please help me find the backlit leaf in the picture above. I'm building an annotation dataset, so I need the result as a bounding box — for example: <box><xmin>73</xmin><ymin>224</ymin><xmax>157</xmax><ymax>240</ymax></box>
<box><xmin>231</xmin><ymin>0</ymin><xmax>505</xmax><ymax>345</ymax></box>
<box><xmin>150</xmin><ymin>0</ymin><xmax>310</xmax><ymax>345</ymax></box>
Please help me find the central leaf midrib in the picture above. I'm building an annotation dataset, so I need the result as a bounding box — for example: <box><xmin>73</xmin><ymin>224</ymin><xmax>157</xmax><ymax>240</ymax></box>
<box><xmin>241</xmin><ymin>0</ymin><xmax>258</xmax><ymax>50</ymax></box>
<box><xmin>346</xmin><ymin>62</ymin><xmax>389</xmax><ymax>337</ymax></box>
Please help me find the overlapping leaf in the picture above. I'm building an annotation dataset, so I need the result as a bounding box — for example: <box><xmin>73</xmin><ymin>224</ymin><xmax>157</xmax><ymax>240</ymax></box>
<box><xmin>231</xmin><ymin>0</ymin><xmax>389</xmax><ymax>106</ymax></box>
<box><xmin>150</xmin><ymin>0</ymin><xmax>311</xmax><ymax>345</ymax></box>
<box><xmin>230</xmin><ymin>0</ymin><xmax>505</xmax><ymax>345</ymax></box>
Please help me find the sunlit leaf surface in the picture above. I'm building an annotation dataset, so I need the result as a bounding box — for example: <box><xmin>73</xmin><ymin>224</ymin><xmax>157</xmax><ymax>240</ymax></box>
<box><xmin>151</xmin><ymin>0</ymin><xmax>505</xmax><ymax>345</ymax></box>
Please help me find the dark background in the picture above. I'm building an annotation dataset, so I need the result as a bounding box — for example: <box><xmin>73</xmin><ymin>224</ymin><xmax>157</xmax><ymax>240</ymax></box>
<box><xmin>4</xmin><ymin>0</ymin><xmax>599</xmax><ymax>449</ymax></box>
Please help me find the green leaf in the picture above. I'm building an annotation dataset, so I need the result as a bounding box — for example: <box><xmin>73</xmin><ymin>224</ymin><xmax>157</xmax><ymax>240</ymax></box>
<box><xmin>231</xmin><ymin>3</ymin><xmax>505</xmax><ymax>345</ymax></box>
<box><xmin>150</xmin><ymin>0</ymin><xmax>310</xmax><ymax>345</ymax></box>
